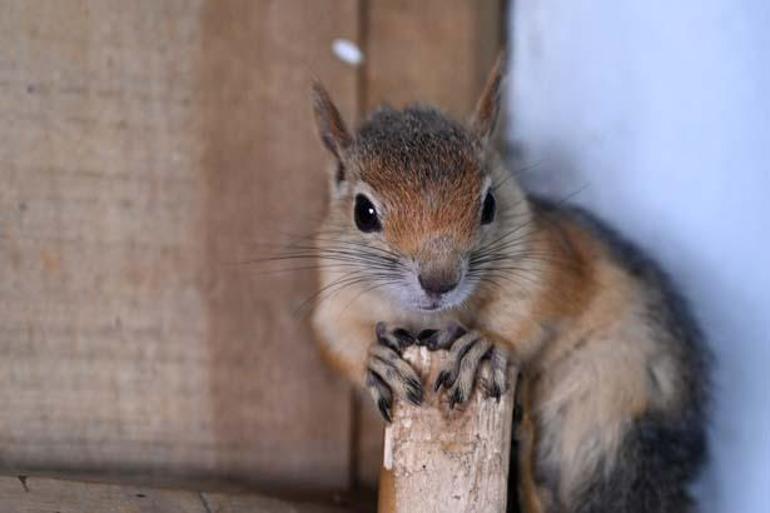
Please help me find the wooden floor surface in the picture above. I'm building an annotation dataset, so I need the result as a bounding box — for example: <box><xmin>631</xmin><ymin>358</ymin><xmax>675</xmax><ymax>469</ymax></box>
<box><xmin>0</xmin><ymin>475</ymin><xmax>360</xmax><ymax>513</ymax></box>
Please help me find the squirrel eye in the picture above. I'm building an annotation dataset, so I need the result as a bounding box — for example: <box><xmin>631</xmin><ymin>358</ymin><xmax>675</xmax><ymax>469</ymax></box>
<box><xmin>481</xmin><ymin>190</ymin><xmax>496</xmax><ymax>225</ymax></box>
<box><xmin>354</xmin><ymin>194</ymin><xmax>382</xmax><ymax>233</ymax></box>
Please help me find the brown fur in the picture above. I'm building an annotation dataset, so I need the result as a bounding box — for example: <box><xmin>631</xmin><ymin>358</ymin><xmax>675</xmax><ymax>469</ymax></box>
<box><xmin>309</xmin><ymin>58</ymin><xmax>708</xmax><ymax>513</ymax></box>
<box><xmin>362</xmin><ymin>153</ymin><xmax>481</xmax><ymax>257</ymax></box>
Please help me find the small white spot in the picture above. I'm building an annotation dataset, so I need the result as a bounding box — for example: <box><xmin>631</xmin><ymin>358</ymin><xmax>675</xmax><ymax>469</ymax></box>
<box><xmin>332</xmin><ymin>38</ymin><xmax>364</xmax><ymax>66</ymax></box>
<box><xmin>383</xmin><ymin>425</ymin><xmax>394</xmax><ymax>470</ymax></box>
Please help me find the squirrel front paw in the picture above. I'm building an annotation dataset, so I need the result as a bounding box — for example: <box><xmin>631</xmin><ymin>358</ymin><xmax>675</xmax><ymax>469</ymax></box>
<box><xmin>366</xmin><ymin>322</ymin><xmax>424</xmax><ymax>422</ymax></box>
<box><xmin>424</xmin><ymin>323</ymin><xmax>509</xmax><ymax>408</ymax></box>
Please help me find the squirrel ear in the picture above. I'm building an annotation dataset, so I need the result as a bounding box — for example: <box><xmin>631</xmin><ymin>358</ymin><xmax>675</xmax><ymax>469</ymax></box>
<box><xmin>311</xmin><ymin>80</ymin><xmax>352</xmax><ymax>160</ymax></box>
<box><xmin>471</xmin><ymin>52</ymin><xmax>506</xmax><ymax>143</ymax></box>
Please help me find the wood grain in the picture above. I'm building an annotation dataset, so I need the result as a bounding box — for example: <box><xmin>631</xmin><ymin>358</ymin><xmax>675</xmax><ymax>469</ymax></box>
<box><xmin>0</xmin><ymin>0</ymin><xmax>359</xmax><ymax>492</ymax></box>
<box><xmin>376</xmin><ymin>347</ymin><xmax>515</xmax><ymax>513</ymax></box>
<box><xmin>199</xmin><ymin>0</ymin><xmax>359</xmax><ymax>492</ymax></box>
<box><xmin>365</xmin><ymin>0</ymin><xmax>503</xmax><ymax>118</ymax></box>
<box><xmin>0</xmin><ymin>476</ymin><xmax>351</xmax><ymax>513</ymax></box>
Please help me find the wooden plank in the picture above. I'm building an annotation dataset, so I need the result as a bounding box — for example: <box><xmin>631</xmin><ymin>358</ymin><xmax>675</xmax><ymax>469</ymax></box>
<box><xmin>0</xmin><ymin>476</ymin><xmax>206</xmax><ymax>513</ymax></box>
<box><xmin>376</xmin><ymin>348</ymin><xmax>514</xmax><ymax>513</ymax></box>
<box><xmin>198</xmin><ymin>0</ymin><xmax>359</xmax><ymax>492</ymax></box>
<box><xmin>355</xmin><ymin>0</ymin><xmax>504</xmax><ymax>489</ymax></box>
<box><xmin>0</xmin><ymin>476</ymin><xmax>353</xmax><ymax>513</ymax></box>
<box><xmin>0</xmin><ymin>0</ymin><xmax>359</xmax><ymax>491</ymax></box>
<box><xmin>203</xmin><ymin>490</ymin><xmax>355</xmax><ymax>513</ymax></box>
<box><xmin>364</xmin><ymin>0</ymin><xmax>503</xmax><ymax>117</ymax></box>
<box><xmin>0</xmin><ymin>0</ymin><xmax>215</xmax><ymax>479</ymax></box>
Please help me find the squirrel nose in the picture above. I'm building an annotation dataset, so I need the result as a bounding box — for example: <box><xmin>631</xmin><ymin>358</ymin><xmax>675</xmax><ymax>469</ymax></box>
<box><xmin>418</xmin><ymin>272</ymin><xmax>459</xmax><ymax>297</ymax></box>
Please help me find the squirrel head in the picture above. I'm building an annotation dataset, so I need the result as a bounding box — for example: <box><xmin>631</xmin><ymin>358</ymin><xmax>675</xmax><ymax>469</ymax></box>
<box><xmin>310</xmin><ymin>56</ymin><xmax>529</xmax><ymax>312</ymax></box>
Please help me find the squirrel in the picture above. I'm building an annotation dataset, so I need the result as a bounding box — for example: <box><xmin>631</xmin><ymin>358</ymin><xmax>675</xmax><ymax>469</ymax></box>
<box><xmin>308</xmin><ymin>56</ymin><xmax>710</xmax><ymax>513</ymax></box>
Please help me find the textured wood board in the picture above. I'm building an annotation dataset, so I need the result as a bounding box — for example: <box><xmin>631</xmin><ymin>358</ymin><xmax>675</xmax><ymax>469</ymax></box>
<box><xmin>355</xmin><ymin>0</ymin><xmax>505</xmax><ymax>489</ymax></box>
<box><xmin>204</xmin><ymin>490</ymin><xmax>355</xmax><ymax>513</ymax></box>
<box><xmin>377</xmin><ymin>348</ymin><xmax>514</xmax><ymax>513</ymax></box>
<box><xmin>0</xmin><ymin>0</ymin><xmax>357</xmax><ymax>491</ymax></box>
<box><xmin>0</xmin><ymin>476</ymin><xmax>352</xmax><ymax>513</ymax></box>
<box><xmin>198</xmin><ymin>0</ymin><xmax>359</xmax><ymax>492</ymax></box>
<box><xmin>0</xmin><ymin>476</ymin><xmax>206</xmax><ymax>513</ymax></box>
<box><xmin>365</xmin><ymin>0</ymin><xmax>503</xmax><ymax>118</ymax></box>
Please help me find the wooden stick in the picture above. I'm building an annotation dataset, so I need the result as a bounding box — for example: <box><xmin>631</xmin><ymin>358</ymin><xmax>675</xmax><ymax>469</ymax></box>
<box><xmin>378</xmin><ymin>346</ymin><xmax>516</xmax><ymax>513</ymax></box>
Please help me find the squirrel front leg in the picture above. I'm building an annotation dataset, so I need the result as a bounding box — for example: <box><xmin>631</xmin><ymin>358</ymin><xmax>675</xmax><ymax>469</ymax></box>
<box><xmin>313</xmin><ymin>313</ymin><xmax>424</xmax><ymax>422</ymax></box>
<box><xmin>423</xmin><ymin>323</ymin><xmax>510</xmax><ymax>407</ymax></box>
<box><xmin>427</xmin><ymin>313</ymin><xmax>556</xmax><ymax>406</ymax></box>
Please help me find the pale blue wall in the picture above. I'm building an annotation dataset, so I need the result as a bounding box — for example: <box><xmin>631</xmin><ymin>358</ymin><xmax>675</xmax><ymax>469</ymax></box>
<box><xmin>508</xmin><ymin>2</ymin><xmax>770</xmax><ymax>511</ymax></box>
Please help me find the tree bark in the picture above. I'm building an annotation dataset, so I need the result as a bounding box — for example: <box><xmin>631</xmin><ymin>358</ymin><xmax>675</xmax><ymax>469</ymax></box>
<box><xmin>378</xmin><ymin>346</ymin><xmax>516</xmax><ymax>513</ymax></box>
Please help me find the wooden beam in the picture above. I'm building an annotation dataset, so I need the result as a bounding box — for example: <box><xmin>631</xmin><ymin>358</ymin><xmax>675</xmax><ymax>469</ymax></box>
<box><xmin>199</xmin><ymin>0</ymin><xmax>361</xmax><ymax>493</ymax></box>
<box><xmin>0</xmin><ymin>475</ymin><xmax>353</xmax><ymax>513</ymax></box>
<box><xmin>364</xmin><ymin>0</ymin><xmax>504</xmax><ymax>116</ymax></box>
<box><xmin>377</xmin><ymin>347</ymin><xmax>515</xmax><ymax>513</ymax></box>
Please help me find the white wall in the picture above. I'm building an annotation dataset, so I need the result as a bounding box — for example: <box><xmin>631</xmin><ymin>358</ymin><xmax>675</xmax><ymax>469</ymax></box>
<box><xmin>508</xmin><ymin>2</ymin><xmax>770</xmax><ymax>512</ymax></box>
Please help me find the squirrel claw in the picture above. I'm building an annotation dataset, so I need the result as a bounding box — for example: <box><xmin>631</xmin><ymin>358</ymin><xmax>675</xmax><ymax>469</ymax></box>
<box><xmin>480</xmin><ymin>346</ymin><xmax>509</xmax><ymax>404</ymax></box>
<box><xmin>432</xmin><ymin>326</ymin><xmax>493</xmax><ymax>408</ymax></box>
<box><xmin>416</xmin><ymin>329</ymin><xmax>439</xmax><ymax>349</ymax></box>
<box><xmin>376</xmin><ymin>322</ymin><xmax>415</xmax><ymax>353</ymax></box>
<box><xmin>448</xmin><ymin>387</ymin><xmax>464</xmax><ymax>409</ymax></box>
<box><xmin>392</xmin><ymin>328</ymin><xmax>415</xmax><ymax>347</ymax></box>
<box><xmin>434</xmin><ymin>370</ymin><xmax>449</xmax><ymax>391</ymax></box>
<box><xmin>486</xmin><ymin>383</ymin><xmax>503</xmax><ymax>402</ymax></box>
<box><xmin>367</xmin><ymin>323</ymin><xmax>424</xmax><ymax>421</ymax></box>
<box><xmin>377</xmin><ymin>397</ymin><xmax>393</xmax><ymax>423</ymax></box>
<box><xmin>405</xmin><ymin>376</ymin><xmax>424</xmax><ymax>406</ymax></box>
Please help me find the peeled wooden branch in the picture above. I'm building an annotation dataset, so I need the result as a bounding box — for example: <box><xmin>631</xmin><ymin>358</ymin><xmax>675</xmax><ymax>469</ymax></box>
<box><xmin>378</xmin><ymin>346</ymin><xmax>516</xmax><ymax>513</ymax></box>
